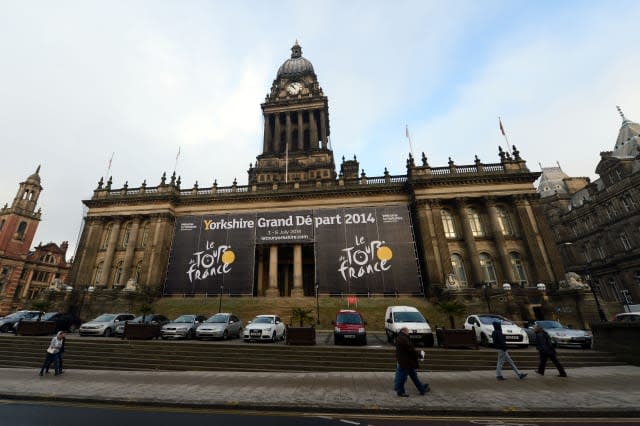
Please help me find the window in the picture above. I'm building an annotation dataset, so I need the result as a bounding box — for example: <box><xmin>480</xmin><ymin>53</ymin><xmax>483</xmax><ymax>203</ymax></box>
<box><xmin>479</xmin><ymin>253</ymin><xmax>497</xmax><ymax>284</ymax></box>
<box><xmin>466</xmin><ymin>208</ymin><xmax>485</xmax><ymax>237</ymax></box>
<box><xmin>441</xmin><ymin>209</ymin><xmax>457</xmax><ymax>238</ymax></box>
<box><xmin>122</xmin><ymin>222</ymin><xmax>132</xmax><ymax>249</ymax></box>
<box><xmin>620</xmin><ymin>232</ymin><xmax>632</xmax><ymax>251</ymax></box>
<box><xmin>113</xmin><ymin>261</ymin><xmax>123</xmax><ymax>286</ymax></box>
<box><xmin>94</xmin><ymin>262</ymin><xmax>103</xmax><ymax>285</ymax></box>
<box><xmin>140</xmin><ymin>222</ymin><xmax>150</xmax><ymax>248</ymax></box>
<box><xmin>16</xmin><ymin>221</ymin><xmax>27</xmax><ymax>240</ymax></box>
<box><xmin>510</xmin><ymin>252</ymin><xmax>528</xmax><ymax>286</ymax></box>
<box><xmin>596</xmin><ymin>246</ymin><xmax>606</xmax><ymax>259</ymax></box>
<box><xmin>496</xmin><ymin>207</ymin><xmax>514</xmax><ymax>236</ymax></box>
<box><xmin>450</xmin><ymin>254</ymin><xmax>467</xmax><ymax>286</ymax></box>
<box><xmin>102</xmin><ymin>224</ymin><xmax>113</xmax><ymax>249</ymax></box>
<box><xmin>622</xmin><ymin>194</ymin><xmax>636</xmax><ymax>212</ymax></box>
<box><xmin>583</xmin><ymin>245</ymin><xmax>592</xmax><ymax>263</ymax></box>
<box><xmin>607</xmin><ymin>278</ymin><xmax>623</xmax><ymax>302</ymax></box>
<box><xmin>571</xmin><ymin>222</ymin><xmax>579</xmax><ymax>237</ymax></box>
<box><xmin>606</xmin><ymin>202</ymin><xmax>616</xmax><ymax>219</ymax></box>
<box><xmin>635</xmin><ymin>271</ymin><xmax>640</xmax><ymax>287</ymax></box>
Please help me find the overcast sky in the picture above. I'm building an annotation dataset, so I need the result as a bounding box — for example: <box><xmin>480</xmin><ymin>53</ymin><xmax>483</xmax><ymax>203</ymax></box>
<box><xmin>1</xmin><ymin>0</ymin><xmax>639</xmax><ymax>260</ymax></box>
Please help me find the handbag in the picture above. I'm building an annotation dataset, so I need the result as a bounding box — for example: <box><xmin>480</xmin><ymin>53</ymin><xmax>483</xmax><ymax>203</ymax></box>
<box><xmin>46</xmin><ymin>347</ymin><xmax>57</xmax><ymax>354</ymax></box>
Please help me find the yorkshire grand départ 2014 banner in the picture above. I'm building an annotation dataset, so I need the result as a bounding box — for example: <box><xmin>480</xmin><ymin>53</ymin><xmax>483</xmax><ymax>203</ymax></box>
<box><xmin>163</xmin><ymin>206</ymin><xmax>422</xmax><ymax>295</ymax></box>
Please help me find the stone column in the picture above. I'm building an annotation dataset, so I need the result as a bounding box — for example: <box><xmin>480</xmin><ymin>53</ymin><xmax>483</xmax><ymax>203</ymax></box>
<box><xmin>263</xmin><ymin>114</ymin><xmax>271</xmax><ymax>152</ymax></box>
<box><xmin>121</xmin><ymin>217</ymin><xmax>141</xmax><ymax>285</ymax></box>
<box><xmin>319</xmin><ymin>110</ymin><xmax>327</xmax><ymax>148</ymax></box>
<box><xmin>415</xmin><ymin>200</ymin><xmax>443</xmax><ymax>286</ymax></box>
<box><xmin>456</xmin><ymin>198</ymin><xmax>482</xmax><ymax>285</ymax></box>
<box><xmin>274</xmin><ymin>113</ymin><xmax>281</xmax><ymax>153</ymax></box>
<box><xmin>514</xmin><ymin>196</ymin><xmax>556</xmax><ymax>283</ymax></box>
<box><xmin>100</xmin><ymin>218</ymin><xmax>122</xmax><ymax>288</ymax></box>
<box><xmin>257</xmin><ymin>250</ymin><xmax>265</xmax><ymax>296</ymax></box>
<box><xmin>297</xmin><ymin>111</ymin><xmax>304</xmax><ymax>151</ymax></box>
<box><xmin>69</xmin><ymin>217</ymin><xmax>102</xmax><ymax>285</ymax></box>
<box><xmin>20</xmin><ymin>269</ymin><xmax>35</xmax><ymax>298</ymax></box>
<box><xmin>265</xmin><ymin>245</ymin><xmax>279</xmax><ymax>296</ymax></box>
<box><xmin>285</xmin><ymin>112</ymin><xmax>292</xmax><ymax>152</ymax></box>
<box><xmin>486</xmin><ymin>200</ymin><xmax>515</xmax><ymax>284</ymax></box>
<box><xmin>291</xmin><ymin>244</ymin><xmax>304</xmax><ymax>297</ymax></box>
<box><xmin>309</xmin><ymin>110</ymin><xmax>318</xmax><ymax>148</ymax></box>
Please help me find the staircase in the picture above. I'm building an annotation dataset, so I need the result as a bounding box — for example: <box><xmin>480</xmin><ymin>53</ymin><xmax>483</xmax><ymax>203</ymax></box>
<box><xmin>0</xmin><ymin>335</ymin><xmax>624</xmax><ymax>373</ymax></box>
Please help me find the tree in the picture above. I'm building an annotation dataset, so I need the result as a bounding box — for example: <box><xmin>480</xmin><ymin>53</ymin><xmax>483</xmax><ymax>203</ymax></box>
<box><xmin>437</xmin><ymin>300</ymin><xmax>466</xmax><ymax>328</ymax></box>
<box><xmin>291</xmin><ymin>307</ymin><xmax>314</xmax><ymax>327</ymax></box>
<box><xmin>31</xmin><ymin>300</ymin><xmax>51</xmax><ymax>321</ymax></box>
<box><xmin>138</xmin><ymin>304</ymin><xmax>153</xmax><ymax>322</ymax></box>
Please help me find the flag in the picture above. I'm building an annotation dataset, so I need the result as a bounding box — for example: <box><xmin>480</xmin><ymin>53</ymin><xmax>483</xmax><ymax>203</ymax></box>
<box><xmin>499</xmin><ymin>117</ymin><xmax>506</xmax><ymax>136</ymax></box>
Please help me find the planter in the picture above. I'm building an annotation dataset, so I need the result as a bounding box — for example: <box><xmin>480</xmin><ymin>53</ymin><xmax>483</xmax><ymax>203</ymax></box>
<box><xmin>436</xmin><ymin>328</ymin><xmax>478</xmax><ymax>349</ymax></box>
<box><xmin>285</xmin><ymin>325</ymin><xmax>316</xmax><ymax>345</ymax></box>
<box><xmin>123</xmin><ymin>323</ymin><xmax>161</xmax><ymax>340</ymax></box>
<box><xmin>16</xmin><ymin>320</ymin><xmax>57</xmax><ymax>336</ymax></box>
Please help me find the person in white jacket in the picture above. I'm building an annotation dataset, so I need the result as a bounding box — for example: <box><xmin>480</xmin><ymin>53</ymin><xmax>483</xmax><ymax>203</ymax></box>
<box><xmin>39</xmin><ymin>331</ymin><xmax>65</xmax><ymax>376</ymax></box>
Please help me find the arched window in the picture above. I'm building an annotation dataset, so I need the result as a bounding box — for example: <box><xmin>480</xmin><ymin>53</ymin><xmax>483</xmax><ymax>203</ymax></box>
<box><xmin>122</xmin><ymin>222</ymin><xmax>132</xmax><ymax>249</ymax></box>
<box><xmin>140</xmin><ymin>222</ymin><xmax>150</xmax><ymax>248</ymax></box>
<box><xmin>113</xmin><ymin>261</ymin><xmax>124</xmax><ymax>286</ymax></box>
<box><xmin>441</xmin><ymin>209</ymin><xmax>457</xmax><ymax>238</ymax></box>
<box><xmin>94</xmin><ymin>262</ymin><xmax>104</xmax><ymax>285</ymax></box>
<box><xmin>16</xmin><ymin>221</ymin><xmax>27</xmax><ymax>240</ymax></box>
<box><xmin>465</xmin><ymin>208</ymin><xmax>484</xmax><ymax>237</ymax></box>
<box><xmin>509</xmin><ymin>252</ymin><xmax>528</xmax><ymax>286</ymax></box>
<box><xmin>450</xmin><ymin>254</ymin><xmax>467</xmax><ymax>286</ymax></box>
<box><xmin>496</xmin><ymin>207</ymin><xmax>514</xmax><ymax>236</ymax></box>
<box><xmin>102</xmin><ymin>224</ymin><xmax>113</xmax><ymax>249</ymax></box>
<box><xmin>479</xmin><ymin>253</ymin><xmax>497</xmax><ymax>284</ymax></box>
<box><xmin>0</xmin><ymin>219</ymin><xmax>5</xmax><ymax>231</ymax></box>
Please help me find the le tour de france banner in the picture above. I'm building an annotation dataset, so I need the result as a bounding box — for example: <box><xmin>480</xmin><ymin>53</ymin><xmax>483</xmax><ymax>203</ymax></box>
<box><xmin>163</xmin><ymin>206</ymin><xmax>422</xmax><ymax>295</ymax></box>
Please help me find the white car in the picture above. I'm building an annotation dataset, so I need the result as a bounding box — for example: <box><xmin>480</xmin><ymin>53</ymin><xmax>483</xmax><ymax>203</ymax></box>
<box><xmin>79</xmin><ymin>313</ymin><xmax>135</xmax><ymax>337</ymax></box>
<box><xmin>196</xmin><ymin>313</ymin><xmax>243</xmax><ymax>340</ymax></box>
<box><xmin>243</xmin><ymin>314</ymin><xmax>285</xmax><ymax>343</ymax></box>
<box><xmin>464</xmin><ymin>314</ymin><xmax>529</xmax><ymax>348</ymax></box>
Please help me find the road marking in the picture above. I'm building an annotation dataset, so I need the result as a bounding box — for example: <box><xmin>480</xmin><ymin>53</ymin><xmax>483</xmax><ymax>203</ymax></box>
<box><xmin>339</xmin><ymin>420</ymin><xmax>360</xmax><ymax>425</ymax></box>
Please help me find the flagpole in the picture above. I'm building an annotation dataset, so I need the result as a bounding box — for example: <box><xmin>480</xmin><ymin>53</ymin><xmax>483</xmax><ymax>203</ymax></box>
<box><xmin>105</xmin><ymin>152</ymin><xmax>114</xmax><ymax>179</ymax></box>
<box><xmin>173</xmin><ymin>146</ymin><xmax>181</xmax><ymax>174</ymax></box>
<box><xmin>498</xmin><ymin>117</ymin><xmax>510</xmax><ymax>146</ymax></box>
<box><xmin>405</xmin><ymin>125</ymin><xmax>415</xmax><ymax>157</ymax></box>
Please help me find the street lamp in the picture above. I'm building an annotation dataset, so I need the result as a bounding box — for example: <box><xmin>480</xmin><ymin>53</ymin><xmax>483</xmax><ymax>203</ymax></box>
<box><xmin>315</xmin><ymin>282</ymin><xmax>320</xmax><ymax>325</ymax></box>
<box><xmin>218</xmin><ymin>285</ymin><xmax>224</xmax><ymax>313</ymax></box>
<box><xmin>502</xmin><ymin>283</ymin><xmax>512</xmax><ymax>317</ymax></box>
<box><xmin>584</xmin><ymin>269</ymin><xmax>607</xmax><ymax>322</ymax></box>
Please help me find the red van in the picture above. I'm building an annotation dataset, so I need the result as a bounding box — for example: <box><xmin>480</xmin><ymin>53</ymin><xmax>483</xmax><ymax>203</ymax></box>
<box><xmin>332</xmin><ymin>309</ymin><xmax>367</xmax><ymax>345</ymax></box>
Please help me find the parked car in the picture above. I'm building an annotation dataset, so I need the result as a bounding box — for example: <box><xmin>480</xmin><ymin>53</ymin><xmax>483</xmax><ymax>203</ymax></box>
<box><xmin>525</xmin><ymin>320</ymin><xmax>592</xmax><ymax>349</ymax></box>
<box><xmin>13</xmin><ymin>311</ymin><xmax>83</xmax><ymax>333</ymax></box>
<box><xmin>160</xmin><ymin>314</ymin><xmax>207</xmax><ymax>339</ymax></box>
<box><xmin>243</xmin><ymin>314</ymin><xmax>286</xmax><ymax>342</ymax></box>
<box><xmin>464</xmin><ymin>314</ymin><xmax>529</xmax><ymax>348</ymax></box>
<box><xmin>612</xmin><ymin>312</ymin><xmax>640</xmax><ymax>322</ymax></box>
<box><xmin>79</xmin><ymin>313</ymin><xmax>135</xmax><ymax>337</ymax></box>
<box><xmin>333</xmin><ymin>309</ymin><xmax>367</xmax><ymax>345</ymax></box>
<box><xmin>114</xmin><ymin>314</ymin><xmax>170</xmax><ymax>337</ymax></box>
<box><xmin>196</xmin><ymin>313</ymin><xmax>243</xmax><ymax>340</ymax></box>
<box><xmin>384</xmin><ymin>305</ymin><xmax>434</xmax><ymax>347</ymax></box>
<box><xmin>0</xmin><ymin>310</ymin><xmax>42</xmax><ymax>333</ymax></box>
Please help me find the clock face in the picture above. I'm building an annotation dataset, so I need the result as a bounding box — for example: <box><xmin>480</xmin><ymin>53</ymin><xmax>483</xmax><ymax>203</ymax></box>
<box><xmin>287</xmin><ymin>82</ymin><xmax>303</xmax><ymax>95</ymax></box>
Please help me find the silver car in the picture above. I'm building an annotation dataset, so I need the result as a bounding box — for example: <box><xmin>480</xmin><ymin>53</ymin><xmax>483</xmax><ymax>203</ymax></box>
<box><xmin>161</xmin><ymin>314</ymin><xmax>207</xmax><ymax>339</ymax></box>
<box><xmin>196</xmin><ymin>313</ymin><xmax>243</xmax><ymax>340</ymax></box>
<box><xmin>79</xmin><ymin>313</ymin><xmax>135</xmax><ymax>337</ymax></box>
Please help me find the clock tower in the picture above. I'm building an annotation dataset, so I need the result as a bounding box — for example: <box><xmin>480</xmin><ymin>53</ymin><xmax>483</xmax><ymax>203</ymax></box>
<box><xmin>249</xmin><ymin>42</ymin><xmax>336</xmax><ymax>184</ymax></box>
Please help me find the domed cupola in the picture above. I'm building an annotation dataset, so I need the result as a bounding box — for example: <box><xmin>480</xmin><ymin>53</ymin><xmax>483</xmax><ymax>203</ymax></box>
<box><xmin>277</xmin><ymin>41</ymin><xmax>315</xmax><ymax>79</ymax></box>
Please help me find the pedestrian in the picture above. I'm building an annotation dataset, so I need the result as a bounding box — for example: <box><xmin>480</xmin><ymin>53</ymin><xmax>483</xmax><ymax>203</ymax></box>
<box><xmin>492</xmin><ymin>321</ymin><xmax>527</xmax><ymax>381</ymax></box>
<box><xmin>39</xmin><ymin>331</ymin><xmax>65</xmax><ymax>376</ymax></box>
<box><xmin>45</xmin><ymin>331</ymin><xmax>66</xmax><ymax>374</ymax></box>
<box><xmin>534</xmin><ymin>325</ymin><xmax>567</xmax><ymax>377</ymax></box>
<box><xmin>394</xmin><ymin>327</ymin><xmax>429</xmax><ymax>397</ymax></box>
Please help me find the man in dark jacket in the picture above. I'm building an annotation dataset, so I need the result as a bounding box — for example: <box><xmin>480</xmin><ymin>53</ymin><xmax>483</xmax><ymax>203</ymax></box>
<box><xmin>534</xmin><ymin>325</ymin><xmax>567</xmax><ymax>377</ymax></box>
<box><xmin>492</xmin><ymin>321</ymin><xmax>527</xmax><ymax>380</ymax></box>
<box><xmin>394</xmin><ymin>327</ymin><xmax>429</xmax><ymax>397</ymax></box>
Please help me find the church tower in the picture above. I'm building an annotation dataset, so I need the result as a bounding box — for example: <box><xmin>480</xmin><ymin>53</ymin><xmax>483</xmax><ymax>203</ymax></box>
<box><xmin>0</xmin><ymin>166</ymin><xmax>43</xmax><ymax>256</ymax></box>
<box><xmin>248</xmin><ymin>42</ymin><xmax>336</xmax><ymax>184</ymax></box>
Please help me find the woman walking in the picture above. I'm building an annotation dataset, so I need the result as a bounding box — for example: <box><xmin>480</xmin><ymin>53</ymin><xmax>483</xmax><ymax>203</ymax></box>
<box><xmin>39</xmin><ymin>331</ymin><xmax>65</xmax><ymax>376</ymax></box>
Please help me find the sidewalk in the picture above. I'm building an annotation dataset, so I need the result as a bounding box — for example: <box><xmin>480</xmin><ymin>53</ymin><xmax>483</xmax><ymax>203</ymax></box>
<box><xmin>1</xmin><ymin>365</ymin><xmax>639</xmax><ymax>417</ymax></box>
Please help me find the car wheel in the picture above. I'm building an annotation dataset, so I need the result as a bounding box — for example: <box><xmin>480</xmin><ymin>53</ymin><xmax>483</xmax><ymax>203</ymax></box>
<box><xmin>103</xmin><ymin>328</ymin><xmax>112</xmax><ymax>337</ymax></box>
<box><xmin>334</xmin><ymin>335</ymin><xmax>340</xmax><ymax>345</ymax></box>
<box><xmin>237</xmin><ymin>327</ymin><xmax>242</xmax><ymax>338</ymax></box>
<box><xmin>271</xmin><ymin>331</ymin><xmax>277</xmax><ymax>342</ymax></box>
<box><xmin>222</xmin><ymin>330</ymin><xmax>228</xmax><ymax>340</ymax></box>
<box><xmin>386</xmin><ymin>331</ymin><xmax>393</xmax><ymax>343</ymax></box>
<box><xmin>186</xmin><ymin>330</ymin><xmax>193</xmax><ymax>340</ymax></box>
<box><xmin>281</xmin><ymin>330</ymin><xmax>286</xmax><ymax>341</ymax></box>
<box><xmin>69</xmin><ymin>325</ymin><xmax>78</xmax><ymax>333</ymax></box>
<box><xmin>243</xmin><ymin>338</ymin><xmax>250</xmax><ymax>343</ymax></box>
<box><xmin>361</xmin><ymin>336</ymin><xmax>367</xmax><ymax>346</ymax></box>
<box><xmin>480</xmin><ymin>333</ymin><xmax>489</xmax><ymax>346</ymax></box>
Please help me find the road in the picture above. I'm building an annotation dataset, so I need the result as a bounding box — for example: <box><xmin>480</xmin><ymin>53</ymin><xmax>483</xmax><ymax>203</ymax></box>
<box><xmin>1</xmin><ymin>401</ymin><xmax>637</xmax><ymax>426</ymax></box>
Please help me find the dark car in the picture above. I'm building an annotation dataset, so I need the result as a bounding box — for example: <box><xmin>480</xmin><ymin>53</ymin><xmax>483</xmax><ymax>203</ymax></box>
<box><xmin>0</xmin><ymin>310</ymin><xmax>42</xmax><ymax>333</ymax></box>
<box><xmin>114</xmin><ymin>314</ymin><xmax>170</xmax><ymax>336</ymax></box>
<box><xmin>14</xmin><ymin>311</ymin><xmax>83</xmax><ymax>334</ymax></box>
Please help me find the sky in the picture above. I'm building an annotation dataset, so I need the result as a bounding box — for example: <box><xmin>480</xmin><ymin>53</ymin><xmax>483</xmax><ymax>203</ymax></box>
<box><xmin>1</xmin><ymin>0</ymin><xmax>639</xmax><ymax>260</ymax></box>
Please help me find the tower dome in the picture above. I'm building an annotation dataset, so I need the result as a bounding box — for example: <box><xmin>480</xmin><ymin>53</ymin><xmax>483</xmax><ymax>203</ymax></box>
<box><xmin>26</xmin><ymin>165</ymin><xmax>42</xmax><ymax>185</ymax></box>
<box><xmin>277</xmin><ymin>41</ymin><xmax>315</xmax><ymax>78</ymax></box>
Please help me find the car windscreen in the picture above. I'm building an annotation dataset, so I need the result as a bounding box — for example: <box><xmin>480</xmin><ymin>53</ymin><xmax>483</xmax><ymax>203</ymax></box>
<box><xmin>42</xmin><ymin>312</ymin><xmax>58</xmax><ymax>321</ymax></box>
<box><xmin>173</xmin><ymin>315</ymin><xmax>195</xmax><ymax>323</ymax></box>
<box><xmin>478</xmin><ymin>316</ymin><xmax>506</xmax><ymax>325</ymax></box>
<box><xmin>336</xmin><ymin>313</ymin><xmax>362</xmax><ymax>324</ymax></box>
<box><xmin>252</xmin><ymin>317</ymin><xmax>274</xmax><ymax>324</ymax></box>
<box><xmin>205</xmin><ymin>314</ymin><xmax>229</xmax><ymax>323</ymax></box>
<box><xmin>393</xmin><ymin>311</ymin><xmax>426</xmax><ymax>323</ymax></box>
<box><xmin>537</xmin><ymin>320</ymin><xmax>562</xmax><ymax>329</ymax></box>
<box><xmin>93</xmin><ymin>314</ymin><xmax>116</xmax><ymax>322</ymax></box>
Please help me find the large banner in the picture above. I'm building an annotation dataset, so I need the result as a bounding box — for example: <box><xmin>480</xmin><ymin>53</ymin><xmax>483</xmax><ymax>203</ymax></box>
<box><xmin>164</xmin><ymin>206</ymin><xmax>422</xmax><ymax>295</ymax></box>
<box><xmin>314</xmin><ymin>206</ymin><xmax>422</xmax><ymax>294</ymax></box>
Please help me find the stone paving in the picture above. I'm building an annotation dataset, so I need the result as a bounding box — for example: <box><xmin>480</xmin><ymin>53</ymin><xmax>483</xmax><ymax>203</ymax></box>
<box><xmin>0</xmin><ymin>365</ymin><xmax>639</xmax><ymax>416</ymax></box>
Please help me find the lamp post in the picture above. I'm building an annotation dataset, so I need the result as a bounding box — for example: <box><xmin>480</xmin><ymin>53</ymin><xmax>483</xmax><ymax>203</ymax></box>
<box><xmin>218</xmin><ymin>285</ymin><xmax>224</xmax><ymax>313</ymax></box>
<box><xmin>502</xmin><ymin>283</ymin><xmax>512</xmax><ymax>317</ymax></box>
<box><xmin>584</xmin><ymin>269</ymin><xmax>607</xmax><ymax>322</ymax></box>
<box><xmin>315</xmin><ymin>282</ymin><xmax>320</xmax><ymax>325</ymax></box>
<box><xmin>483</xmin><ymin>283</ymin><xmax>492</xmax><ymax>312</ymax></box>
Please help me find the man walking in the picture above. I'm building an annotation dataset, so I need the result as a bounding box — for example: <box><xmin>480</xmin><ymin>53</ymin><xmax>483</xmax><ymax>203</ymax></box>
<box><xmin>492</xmin><ymin>322</ymin><xmax>527</xmax><ymax>381</ymax></box>
<box><xmin>534</xmin><ymin>325</ymin><xmax>567</xmax><ymax>377</ymax></box>
<box><xmin>394</xmin><ymin>327</ymin><xmax>429</xmax><ymax>397</ymax></box>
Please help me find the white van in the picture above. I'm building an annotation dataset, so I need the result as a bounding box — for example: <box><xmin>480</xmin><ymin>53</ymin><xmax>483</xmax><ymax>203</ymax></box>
<box><xmin>384</xmin><ymin>306</ymin><xmax>434</xmax><ymax>347</ymax></box>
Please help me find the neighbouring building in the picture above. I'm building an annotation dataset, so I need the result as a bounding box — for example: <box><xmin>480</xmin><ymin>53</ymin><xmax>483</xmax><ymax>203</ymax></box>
<box><xmin>68</xmin><ymin>43</ymin><xmax>567</xmax><ymax>319</ymax></box>
<box><xmin>0</xmin><ymin>167</ymin><xmax>71</xmax><ymax>315</ymax></box>
<box><xmin>539</xmin><ymin>107</ymin><xmax>640</xmax><ymax>311</ymax></box>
